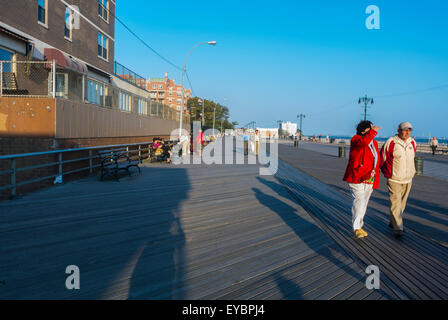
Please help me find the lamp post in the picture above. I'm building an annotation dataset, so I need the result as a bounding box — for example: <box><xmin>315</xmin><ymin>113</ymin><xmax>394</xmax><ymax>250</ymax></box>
<box><xmin>199</xmin><ymin>98</ymin><xmax>205</xmax><ymax>127</ymax></box>
<box><xmin>179</xmin><ymin>41</ymin><xmax>217</xmax><ymax>139</ymax></box>
<box><xmin>297</xmin><ymin>114</ymin><xmax>306</xmax><ymax>140</ymax></box>
<box><xmin>358</xmin><ymin>95</ymin><xmax>374</xmax><ymax>121</ymax></box>
<box><xmin>212</xmin><ymin>106</ymin><xmax>216</xmax><ymax>136</ymax></box>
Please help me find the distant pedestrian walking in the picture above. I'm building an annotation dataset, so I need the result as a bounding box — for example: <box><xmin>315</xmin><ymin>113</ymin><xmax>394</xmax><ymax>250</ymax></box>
<box><xmin>343</xmin><ymin>121</ymin><xmax>382</xmax><ymax>239</ymax></box>
<box><xmin>430</xmin><ymin>137</ymin><xmax>438</xmax><ymax>155</ymax></box>
<box><xmin>195</xmin><ymin>129</ymin><xmax>204</xmax><ymax>157</ymax></box>
<box><xmin>250</xmin><ymin>129</ymin><xmax>260</xmax><ymax>155</ymax></box>
<box><xmin>180</xmin><ymin>132</ymin><xmax>189</xmax><ymax>157</ymax></box>
<box><xmin>380</xmin><ymin>122</ymin><xmax>417</xmax><ymax>237</ymax></box>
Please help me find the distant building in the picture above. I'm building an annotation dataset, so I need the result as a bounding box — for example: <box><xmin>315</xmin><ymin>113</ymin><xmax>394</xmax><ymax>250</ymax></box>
<box><xmin>257</xmin><ymin>128</ymin><xmax>279</xmax><ymax>139</ymax></box>
<box><xmin>0</xmin><ymin>0</ymin><xmax>188</xmax><ymax>154</ymax></box>
<box><xmin>146</xmin><ymin>72</ymin><xmax>192</xmax><ymax>112</ymax></box>
<box><xmin>280</xmin><ymin>121</ymin><xmax>297</xmax><ymax>136</ymax></box>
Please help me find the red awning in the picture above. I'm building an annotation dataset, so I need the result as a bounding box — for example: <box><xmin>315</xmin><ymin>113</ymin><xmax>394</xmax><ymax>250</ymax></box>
<box><xmin>44</xmin><ymin>48</ymin><xmax>88</xmax><ymax>74</ymax></box>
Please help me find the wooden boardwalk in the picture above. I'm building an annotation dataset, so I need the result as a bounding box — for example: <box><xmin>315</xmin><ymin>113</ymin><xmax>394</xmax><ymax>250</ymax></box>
<box><xmin>0</xmin><ymin>151</ymin><xmax>385</xmax><ymax>300</ymax></box>
<box><xmin>0</xmin><ymin>143</ymin><xmax>446</xmax><ymax>299</ymax></box>
<box><xmin>276</xmin><ymin>143</ymin><xmax>448</xmax><ymax>299</ymax></box>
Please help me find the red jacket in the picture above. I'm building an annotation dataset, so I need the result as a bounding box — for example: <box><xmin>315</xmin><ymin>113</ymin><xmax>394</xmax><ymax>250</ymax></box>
<box><xmin>343</xmin><ymin>129</ymin><xmax>380</xmax><ymax>189</ymax></box>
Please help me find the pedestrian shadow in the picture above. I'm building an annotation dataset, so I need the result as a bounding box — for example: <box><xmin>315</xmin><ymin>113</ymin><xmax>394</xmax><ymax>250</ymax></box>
<box><xmin>274</xmin><ymin>275</ymin><xmax>303</xmax><ymax>300</ymax></box>
<box><xmin>127</xmin><ymin>167</ymin><xmax>188</xmax><ymax>299</ymax></box>
<box><xmin>252</xmin><ymin>179</ymin><xmax>367</xmax><ymax>298</ymax></box>
<box><xmin>0</xmin><ymin>166</ymin><xmax>188</xmax><ymax>300</ymax></box>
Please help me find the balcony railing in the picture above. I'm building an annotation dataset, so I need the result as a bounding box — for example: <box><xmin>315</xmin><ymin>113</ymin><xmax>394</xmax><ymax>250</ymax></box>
<box><xmin>114</xmin><ymin>61</ymin><xmax>147</xmax><ymax>90</ymax></box>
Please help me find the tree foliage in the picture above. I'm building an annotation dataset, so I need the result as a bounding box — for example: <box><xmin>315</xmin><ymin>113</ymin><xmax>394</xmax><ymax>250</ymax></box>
<box><xmin>186</xmin><ymin>97</ymin><xmax>237</xmax><ymax>130</ymax></box>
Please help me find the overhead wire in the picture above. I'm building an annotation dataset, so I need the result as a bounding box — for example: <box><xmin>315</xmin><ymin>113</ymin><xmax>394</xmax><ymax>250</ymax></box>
<box><xmin>102</xmin><ymin>2</ymin><xmax>200</xmax><ymax>96</ymax></box>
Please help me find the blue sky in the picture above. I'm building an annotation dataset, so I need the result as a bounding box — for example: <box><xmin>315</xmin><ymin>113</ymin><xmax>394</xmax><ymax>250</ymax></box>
<box><xmin>115</xmin><ymin>0</ymin><xmax>448</xmax><ymax>138</ymax></box>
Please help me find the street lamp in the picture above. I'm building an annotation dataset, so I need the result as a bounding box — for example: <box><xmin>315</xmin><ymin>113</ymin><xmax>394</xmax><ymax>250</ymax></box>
<box><xmin>358</xmin><ymin>95</ymin><xmax>374</xmax><ymax>121</ymax></box>
<box><xmin>212</xmin><ymin>106</ymin><xmax>216</xmax><ymax>136</ymax></box>
<box><xmin>179</xmin><ymin>41</ymin><xmax>217</xmax><ymax>138</ymax></box>
<box><xmin>297</xmin><ymin>114</ymin><xmax>306</xmax><ymax>140</ymax></box>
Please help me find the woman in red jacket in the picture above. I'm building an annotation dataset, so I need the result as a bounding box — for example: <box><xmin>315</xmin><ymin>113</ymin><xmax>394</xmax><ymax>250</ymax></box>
<box><xmin>343</xmin><ymin>121</ymin><xmax>381</xmax><ymax>239</ymax></box>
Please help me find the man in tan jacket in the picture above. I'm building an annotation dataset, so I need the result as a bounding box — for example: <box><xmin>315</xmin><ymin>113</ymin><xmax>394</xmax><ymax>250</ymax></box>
<box><xmin>380</xmin><ymin>122</ymin><xmax>417</xmax><ymax>237</ymax></box>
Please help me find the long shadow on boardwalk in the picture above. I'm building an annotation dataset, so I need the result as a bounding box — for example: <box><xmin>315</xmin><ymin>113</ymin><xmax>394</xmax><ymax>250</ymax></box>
<box><xmin>0</xmin><ymin>167</ymin><xmax>188</xmax><ymax>300</ymax></box>
<box><xmin>253</xmin><ymin>178</ymin><xmax>372</xmax><ymax>299</ymax></box>
<box><xmin>127</xmin><ymin>167</ymin><xmax>188</xmax><ymax>299</ymax></box>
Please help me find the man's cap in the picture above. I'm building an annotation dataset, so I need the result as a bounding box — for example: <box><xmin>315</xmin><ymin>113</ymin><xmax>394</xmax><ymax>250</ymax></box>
<box><xmin>399</xmin><ymin>122</ymin><xmax>413</xmax><ymax>130</ymax></box>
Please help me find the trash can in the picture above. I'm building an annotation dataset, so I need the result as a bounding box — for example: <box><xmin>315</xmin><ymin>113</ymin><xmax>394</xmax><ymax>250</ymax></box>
<box><xmin>338</xmin><ymin>146</ymin><xmax>346</xmax><ymax>158</ymax></box>
<box><xmin>244</xmin><ymin>141</ymin><xmax>249</xmax><ymax>155</ymax></box>
<box><xmin>415</xmin><ymin>157</ymin><xmax>424</xmax><ymax>175</ymax></box>
<box><xmin>294</xmin><ymin>140</ymin><xmax>298</xmax><ymax>148</ymax></box>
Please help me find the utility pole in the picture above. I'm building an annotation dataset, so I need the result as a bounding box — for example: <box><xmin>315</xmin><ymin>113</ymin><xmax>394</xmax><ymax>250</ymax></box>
<box><xmin>202</xmin><ymin>99</ymin><xmax>205</xmax><ymax>127</ymax></box>
<box><xmin>297</xmin><ymin>114</ymin><xmax>306</xmax><ymax>140</ymax></box>
<box><xmin>277</xmin><ymin>120</ymin><xmax>282</xmax><ymax>129</ymax></box>
<box><xmin>213</xmin><ymin>106</ymin><xmax>216</xmax><ymax>136</ymax></box>
<box><xmin>358</xmin><ymin>95</ymin><xmax>374</xmax><ymax>121</ymax></box>
<box><xmin>277</xmin><ymin>120</ymin><xmax>283</xmax><ymax>138</ymax></box>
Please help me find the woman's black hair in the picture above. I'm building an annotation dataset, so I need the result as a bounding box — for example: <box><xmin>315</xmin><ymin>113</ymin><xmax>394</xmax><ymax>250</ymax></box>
<box><xmin>356</xmin><ymin>120</ymin><xmax>373</xmax><ymax>136</ymax></box>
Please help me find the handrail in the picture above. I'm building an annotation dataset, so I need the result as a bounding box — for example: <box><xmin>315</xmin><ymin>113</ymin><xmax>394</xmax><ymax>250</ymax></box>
<box><xmin>0</xmin><ymin>141</ymin><xmax>156</xmax><ymax>160</ymax></box>
<box><xmin>0</xmin><ymin>140</ymin><xmax>177</xmax><ymax>198</ymax></box>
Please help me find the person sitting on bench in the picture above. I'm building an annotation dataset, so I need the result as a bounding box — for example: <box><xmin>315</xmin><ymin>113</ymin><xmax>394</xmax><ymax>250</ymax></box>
<box><xmin>160</xmin><ymin>139</ymin><xmax>173</xmax><ymax>164</ymax></box>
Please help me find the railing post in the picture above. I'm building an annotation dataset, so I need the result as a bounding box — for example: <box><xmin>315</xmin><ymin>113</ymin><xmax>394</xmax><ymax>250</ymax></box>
<box><xmin>126</xmin><ymin>146</ymin><xmax>129</xmax><ymax>158</ymax></box>
<box><xmin>11</xmin><ymin>158</ymin><xmax>16</xmax><ymax>197</ymax></box>
<box><xmin>0</xmin><ymin>61</ymin><xmax>3</xmax><ymax>97</ymax></box>
<box><xmin>138</xmin><ymin>144</ymin><xmax>142</xmax><ymax>163</ymax></box>
<box><xmin>58</xmin><ymin>152</ymin><xmax>63</xmax><ymax>177</ymax></box>
<box><xmin>52</xmin><ymin>59</ymin><xmax>56</xmax><ymax>98</ymax></box>
<box><xmin>89</xmin><ymin>150</ymin><xmax>93</xmax><ymax>174</ymax></box>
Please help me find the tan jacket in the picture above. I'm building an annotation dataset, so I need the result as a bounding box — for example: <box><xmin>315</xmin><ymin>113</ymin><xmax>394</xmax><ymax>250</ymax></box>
<box><xmin>380</xmin><ymin>135</ymin><xmax>416</xmax><ymax>184</ymax></box>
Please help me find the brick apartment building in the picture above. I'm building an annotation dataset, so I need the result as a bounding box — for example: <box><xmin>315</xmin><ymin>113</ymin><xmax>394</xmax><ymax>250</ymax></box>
<box><xmin>147</xmin><ymin>72</ymin><xmax>192</xmax><ymax>112</ymax></box>
<box><xmin>0</xmin><ymin>0</ymin><xmax>189</xmax><ymax>197</ymax></box>
<box><xmin>0</xmin><ymin>0</ymin><xmax>186</xmax><ymax>152</ymax></box>
<box><xmin>0</xmin><ymin>0</ymin><xmax>115</xmax><ymax>81</ymax></box>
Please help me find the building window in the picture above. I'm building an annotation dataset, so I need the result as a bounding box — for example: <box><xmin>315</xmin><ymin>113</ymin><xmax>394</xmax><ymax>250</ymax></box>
<box><xmin>98</xmin><ymin>33</ymin><xmax>108</xmax><ymax>60</ymax></box>
<box><xmin>64</xmin><ymin>7</ymin><xmax>73</xmax><ymax>40</ymax></box>
<box><xmin>55</xmin><ymin>73</ymin><xmax>68</xmax><ymax>99</ymax></box>
<box><xmin>119</xmin><ymin>91</ymin><xmax>132</xmax><ymax>112</ymax></box>
<box><xmin>87</xmin><ymin>79</ymin><xmax>104</xmax><ymax>105</ymax></box>
<box><xmin>152</xmin><ymin>84</ymin><xmax>156</xmax><ymax>89</ymax></box>
<box><xmin>137</xmin><ymin>99</ymin><xmax>147</xmax><ymax>115</ymax></box>
<box><xmin>158</xmin><ymin>84</ymin><xmax>163</xmax><ymax>89</ymax></box>
<box><xmin>38</xmin><ymin>0</ymin><xmax>47</xmax><ymax>26</ymax></box>
<box><xmin>98</xmin><ymin>0</ymin><xmax>109</xmax><ymax>22</ymax></box>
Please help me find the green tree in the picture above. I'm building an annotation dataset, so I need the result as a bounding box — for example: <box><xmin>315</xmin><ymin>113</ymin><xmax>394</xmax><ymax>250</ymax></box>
<box><xmin>187</xmin><ymin>97</ymin><xmax>237</xmax><ymax>130</ymax></box>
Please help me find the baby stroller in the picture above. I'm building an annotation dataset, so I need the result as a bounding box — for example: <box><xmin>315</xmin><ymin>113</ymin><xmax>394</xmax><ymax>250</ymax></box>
<box><xmin>150</xmin><ymin>143</ymin><xmax>164</xmax><ymax>163</ymax></box>
<box><xmin>150</xmin><ymin>139</ymin><xmax>172</xmax><ymax>163</ymax></box>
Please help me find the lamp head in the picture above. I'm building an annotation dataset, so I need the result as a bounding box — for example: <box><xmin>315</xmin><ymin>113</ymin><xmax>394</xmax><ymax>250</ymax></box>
<box><xmin>208</xmin><ymin>41</ymin><xmax>217</xmax><ymax>45</ymax></box>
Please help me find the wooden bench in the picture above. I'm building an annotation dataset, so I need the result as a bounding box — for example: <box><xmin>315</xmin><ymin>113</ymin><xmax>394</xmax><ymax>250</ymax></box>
<box><xmin>98</xmin><ymin>148</ymin><xmax>141</xmax><ymax>181</ymax></box>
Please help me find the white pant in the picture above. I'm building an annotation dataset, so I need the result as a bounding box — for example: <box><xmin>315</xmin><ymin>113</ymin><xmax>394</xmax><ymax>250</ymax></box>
<box><xmin>348</xmin><ymin>183</ymin><xmax>373</xmax><ymax>231</ymax></box>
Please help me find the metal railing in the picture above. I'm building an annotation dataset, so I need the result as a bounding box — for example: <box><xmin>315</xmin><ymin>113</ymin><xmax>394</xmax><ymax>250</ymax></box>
<box><xmin>0</xmin><ymin>141</ymin><xmax>157</xmax><ymax>198</ymax></box>
<box><xmin>114</xmin><ymin>61</ymin><xmax>147</xmax><ymax>90</ymax></box>
<box><xmin>0</xmin><ymin>60</ymin><xmax>56</xmax><ymax>97</ymax></box>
